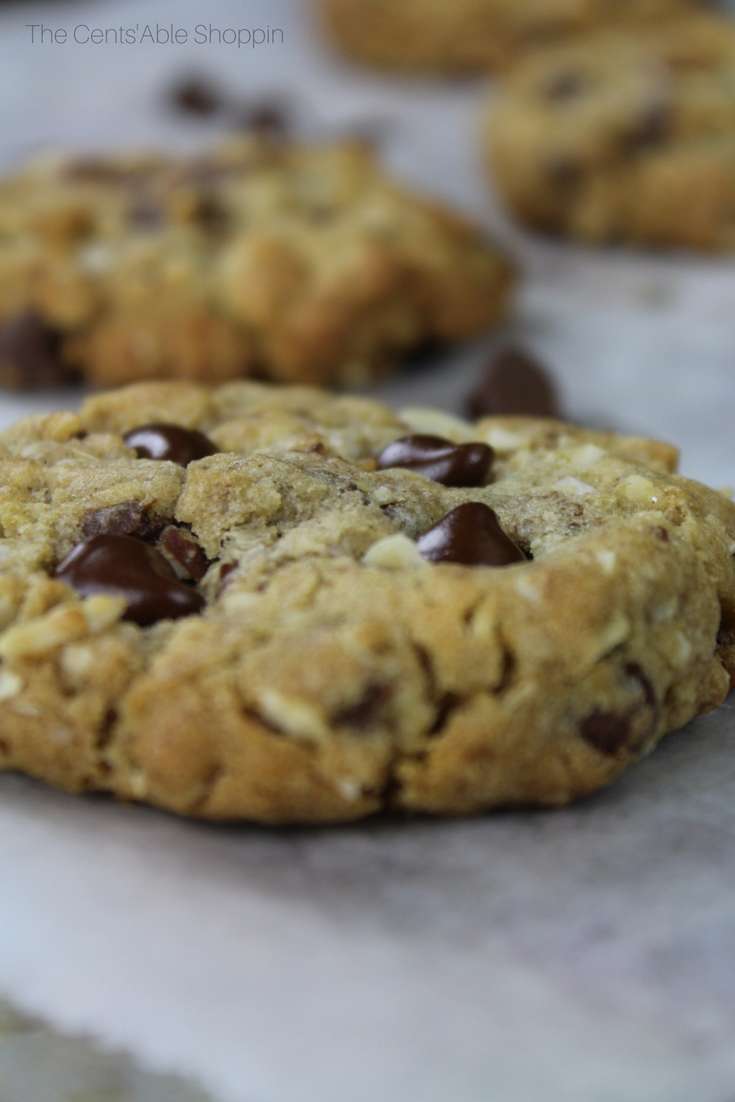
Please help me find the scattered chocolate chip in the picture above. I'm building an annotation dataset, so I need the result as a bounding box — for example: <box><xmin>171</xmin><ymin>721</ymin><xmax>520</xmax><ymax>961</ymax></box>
<box><xmin>240</xmin><ymin>101</ymin><xmax>290</xmax><ymax>137</ymax></box>
<box><xmin>377</xmin><ymin>434</ymin><xmax>493</xmax><ymax>487</ymax></box>
<box><xmin>546</xmin><ymin>72</ymin><xmax>587</xmax><ymax>101</ymax></box>
<box><xmin>416</xmin><ymin>503</ymin><xmax>526</xmax><ymax>567</ymax></box>
<box><xmin>653</xmin><ymin>527</ymin><xmax>669</xmax><ymax>542</ymax></box>
<box><xmin>55</xmin><ymin>535</ymin><xmax>204</xmax><ymax>627</ymax></box>
<box><xmin>217</xmin><ymin>561</ymin><xmax>238</xmax><ymax>594</ymax></box>
<box><xmin>624</xmin><ymin>105</ymin><xmax>670</xmax><ymax>153</ymax></box>
<box><xmin>546</xmin><ymin>157</ymin><xmax>583</xmax><ymax>191</ymax></box>
<box><xmin>123</xmin><ymin>424</ymin><xmax>217</xmax><ymax>466</ymax></box>
<box><xmin>0</xmin><ymin>311</ymin><xmax>73</xmax><ymax>390</ymax></box>
<box><xmin>189</xmin><ymin>193</ymin><xmax>229</xmax><ymax>235</ymax></box>
<box><xmin>580</xmin><ymin>664</ymin><xmax>658</xmax><ymax>755</ymax></box>
<box><xmin>82</xmin><ymin>503</ymin><xmax>168</xmax><ymax>542</ymax></box>
<box><xmin>334</xmin><ymin>684</ymin><xmax>390</xmax><ymax>730</ymax></box>
<box><xmin>160</xmin><ymin>526</ymin><xmax>209</xmax><ymax>582</ymax></box>
<box><xmin>169</xmin><ymin>76</ymin><xmax>223</xmax><ymax>117</ymax></box>
<box><xmin>580</xmin><ymin>711</ymin><xmax>631</xmax><ymax>756</ymax></box>
<box><xmin>465</xmin><ymin>347</ymin><xmax>559</xmax><ymax>420</ymax></box>
<box><xmin>129</xmin><ymin>200</ymin><xmax>164</xmax><ymax>230</ymax></box>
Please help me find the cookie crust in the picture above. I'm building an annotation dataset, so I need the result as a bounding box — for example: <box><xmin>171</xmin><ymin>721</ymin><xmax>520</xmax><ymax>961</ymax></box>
<box><xmin>322</xmin><ymin>0</ymin><xmax>704</xmax><ymax>75</ymax></box>
<box><xmin>485</xmin><ymin>16</ymin><xmax>735</xmax><ymax>249</ymax></box>
<box><xmin>0</xmin><ymin>382</ymin><xmax>732</xmax><ymax>822</ymax></box>
<box><xmin>0</xmin><ymin>137</ymin><xmax>512</xmax><ymax>389</ymax></box>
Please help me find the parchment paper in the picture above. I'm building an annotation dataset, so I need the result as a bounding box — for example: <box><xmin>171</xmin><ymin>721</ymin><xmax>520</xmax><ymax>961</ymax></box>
<box><xmin>1</xmin><ymin>2</ymin><xmax>735</xmax><ymax>1099</ymax></box>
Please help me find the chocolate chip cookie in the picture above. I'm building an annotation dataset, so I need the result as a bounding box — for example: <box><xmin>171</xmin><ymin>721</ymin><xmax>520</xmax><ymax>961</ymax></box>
<box><xmin>0</xmin><ymin>136</ymin><xmax>512</xmax><ymax>389</ymax></box>
<box><xmin>485</xmin><ymin>15</ymin><xmax>735</xmax><ymax>249</ymax></box>
<box><xmin>0</xmin><ymin>380</ymin><xmax>732</xmax><ymax>822</ymax></box>
<box><xmin>321</xmin><ymin>0</ymin><xmax>704</xmax><ymax>75</ymax></box>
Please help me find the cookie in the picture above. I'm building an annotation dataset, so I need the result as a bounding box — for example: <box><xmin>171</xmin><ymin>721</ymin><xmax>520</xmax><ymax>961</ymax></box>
<box><xmin>485</xmin><ymin>15</ymin><xmax>735</xmax><ymax>249</ymax></box>
<box><xmin>0</xmin><ymin>380</ymin><xmax>733</xmax><ymax>823</ymax></box>
<box><xmin>321</xmin><ymin>0</ymin><xmax>704</xmax><ymax>75</ymax></box>
<box><xmin>0</xmin><ymin>136</ymin><xmax>512</xmax><ymax>389</ymax></box>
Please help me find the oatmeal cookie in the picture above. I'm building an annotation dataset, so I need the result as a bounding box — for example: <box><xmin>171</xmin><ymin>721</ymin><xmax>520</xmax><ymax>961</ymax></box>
<box><xmin>0</xmin><ymin>136</ymin><xmax>512</xmax><ymax>389</ymax></box>
<box><xmin>485</xmin><ymin>15</ymin><xmax>735</xmax><ymax>249</ymax></box>
<box><xmin>321</xmin><ymin>0</ymin><xmax>704</xmax><ymax>75</ymax></box>
<box><xmin>0</xmin><ymin>381</ymin><xmax>732</xmax><ymax>822</ymax></box>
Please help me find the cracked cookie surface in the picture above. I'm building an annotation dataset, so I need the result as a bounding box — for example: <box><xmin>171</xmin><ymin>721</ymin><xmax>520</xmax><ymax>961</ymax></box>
<box><xmin>321</xmin><ymin>0</ymin><xmax>704</xmax><ymax>75</ymax></box>
<box><xmin>0</xmin><ymin>381</ymin><xmax>733</xmax><ymax>822</ymax></box>
<box><xmin>485</xmin><ymin>15</ymin><xmax>735</xmax><ymax>249</ymax></box>
<box><xmin>0</xmin><ymin>136</ymin><xmax>512</xmax><ymax>389</ymax></box>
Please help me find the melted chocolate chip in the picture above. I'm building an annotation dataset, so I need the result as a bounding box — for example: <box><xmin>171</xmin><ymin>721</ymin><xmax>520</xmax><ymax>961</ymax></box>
<box><xmin>82</xmin><ymin>502</ymin><xmax>168</xmax><ymax>541</ymax></box>
<box><xmin>580</xmin><ymin>711</ymin><xmax>631</xmax><ymax>756</ymax></box>
<box><xmin>416</xmin><ymin>503</ymin><xmax>526</xmax><ymax>567</ymax></box>
<box><xmin>169</xmin><ymin>76</ymin><xmax>223</xmax><ymax>116</ymax></box>
<box><xmin>624</xmin><ymin>105</ymin><xmax>670</xmax><ymax>153</ymax></box>
<box><xmin>123</xmin><ymin>424</ymin><xmax>217</xmax><ymax>466</ymax></box>
<box><xmin>0</xmin><ymin>311</ymin><xmax>73</xmax><ymax>389</ymax></box>
<box><xmin>334</xmin><ymin>684</ymin><xmax>391</xmax><ymax>730</ymax></box>
<box><xmin>160</xmin><ymin>526</ymin><xmax>209</xmax><ymax>581</ymax></box>
<box><xmin>546</xmin><ymin>72</ymin><xmax>587</xmax><ymax>101</ymax></box>
<box><xmin>466</xmin><ymin>347</ymin><xmax>560</xmax><ymax>420</ymax></box>
<box><xmin>377</xmin><ymin>435</ymin><xmax>494</xmax><ymax>487</ymax></box>
<box><xmin>239</xmin><ymin>101</ymin><xmax>290</xmax><ymax>137</ymax></box>
<box><xmin>129</xmin><ymin>200</ymin><xmax>164</xmax><ymax>230</ymax></box>
<box><xmin>55</xmin><ymin>535</ymin><xmax>204</xmax><ymax>626</ymax></box>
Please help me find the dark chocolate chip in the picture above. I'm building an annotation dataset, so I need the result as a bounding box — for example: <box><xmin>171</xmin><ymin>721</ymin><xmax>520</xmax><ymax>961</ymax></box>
<box><xmin>129</xmin><ymin>200</ymin><xmax>164</xmax><ymax>230</ymax></box>
<box><xmin>82</xmin><ymin>503</ymin><xmax>168</xmax><ymax>542</ymax></box>
<box><xmin>546</xmin><ymin>157</ymin><xmax>583</xmax><ymax>192</ymax></box>
<box><xmin>169</xmin><ymin>76</ymin><xmax>223</xmax><ymax>116</ymax></box>
<box><xmin>55</xmin><ymin>534</ymin><xmax>204</xmax><ymax>627</ymax></box>
<box><xmin>624</xmin><ymin>105</ymin><xmax>670</xmax><ymax>153</ymax></box>
<box><xmin>241</xmin><ymin>102</ymin><xmax>289</xmax><ymax>137</ymax></box>
<box><xmin>377</xmin><ymin>434</ymin><xmax>494</xmax><ymax>487</ymax></box>
<box><xmin>334</xmin><ymin>684</ymin><xmax>390</xmax><ymax>730</ymax></box>
<box><xmin>160</xmin><ymin>526</ymin><xmax>209</xmax><ymax>582</ymax></box>
<box><xmin>579</xmin><ymin>711</ymin><xmax>631</xmax><ymax>756</ymax></box>
<box><xmin>546</xmin><ymin>72</ymin><xmax>587</xmax><ymax>101</ymax></box>
<box><xmin>416</xmin><ymin>503</ymin><xmax>526</xmax><ymax>567</ymax></box>
<box><xmin>465</xmin><ymin>347</ymin><xmax>559</xmax><ymax>420</ymax></box>
<box><xmin>123</xmin><ymin>424</ymin><xmax>217</xmax><ymax>466</ymax></box>
<box><xmin>0</xmin><ymin>311</ymin><xmax>72</xmax><ymax>390</ymax></box>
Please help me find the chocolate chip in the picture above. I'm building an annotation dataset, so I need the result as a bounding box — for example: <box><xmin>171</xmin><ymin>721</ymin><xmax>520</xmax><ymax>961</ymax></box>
<box><xmin>123</xmin><ymin>424</ymin><xmax>217</xmax><ymax>466</ymax></box>
<box><xmin>129</xmin><ymin>200</ymin><xmax>164</xmax><ymax>230</ymax></box>
<box><xmin>579</xmin><ymin>711</ymin><xmax>631</xmax><ymax>756</ymax></box>
<box><xmin>82</xmin><ymin>503</ymin><xmax>168</xmax><ymax>542</ymax></box>
<box><xmin>160</xmin><ymin>526</ymin><xmax>209</xmax><ymax>582</ymax></box>
<box><xmin>65</xmin><ymin>159</ymin><xmax>138</xmax><ymax>185</ymax></box>
<box><xmin>334</xmin><ymin>684</ymin><xmax>390</xmax><ymax>730</ymax></box>
<box><xmin>55</xmin><ymin>534</ymin><xmax>205</xmax><ymax>626</ymax></box>
<box><xmin>546</xmin><ymin>157</ymin><xmax>583</xmax><ymax>192</ymax></box>
<box><xmin>580</xmin><ymin>664</ymin><xmax>658</xmax><ymax>756</ymax></box>
<box><xmin>416</xmin><ymin>503</ymin><xmax>526</xmax><ymax>567</ymax></box>
<box><xmin>624</xmin><ymin>105</ymin><xmax>670</xmax><ymax>153</ymax></box>
<box><xmin>465</xmin><ymin>347</ymin><xmax>559</xmax><ymax>420</ymax></box>
<box><xmin>546</xmin><ymin>72</ymin><xmax>587</xmax><ymax>101</ymax></box>
<box><xmin>653</xmin><ymin>527</ymin><xmax>669</xmax><ymax>542</ymax></box>
<box><xmin>169</xmin><ymin>76</ymin><xmax>223</xmax><ymax>116</ymax></box>
<box><xmin>240</xmin><ymin>101</ymin><xmax>289</xmax><ymax>137</ymax></box>
<box><xmin>377</xmin><ymin>435</ymin><xmax>494</xmax><ymax>487</ymax></box>
<box><xmin>0</xmin><ymin>311</ymin><xmax>72</xmax><ymax>389</ymax></box>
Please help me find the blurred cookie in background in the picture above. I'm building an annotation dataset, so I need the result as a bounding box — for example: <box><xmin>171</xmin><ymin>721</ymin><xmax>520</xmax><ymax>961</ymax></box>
<box><xmin>320</xmin><ymin>0</ymin><xmax>706</xmax><ymax>75</ymax></box>
<box><xmin>484</xmin><ymin>15</ymin><xmax>735</xmax><ymax>249</ymax></box>
<box><xmin>0</xmin><ymin>136</ymin><xmax>514</xmax><ymax>390</ymax></box>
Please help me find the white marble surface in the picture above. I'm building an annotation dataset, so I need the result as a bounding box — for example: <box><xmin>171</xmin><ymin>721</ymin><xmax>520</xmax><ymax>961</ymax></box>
<box><xmin>1</xmin><ymin>1</ymin><xmax>735</xmax><ymax>1100</ymax></box>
